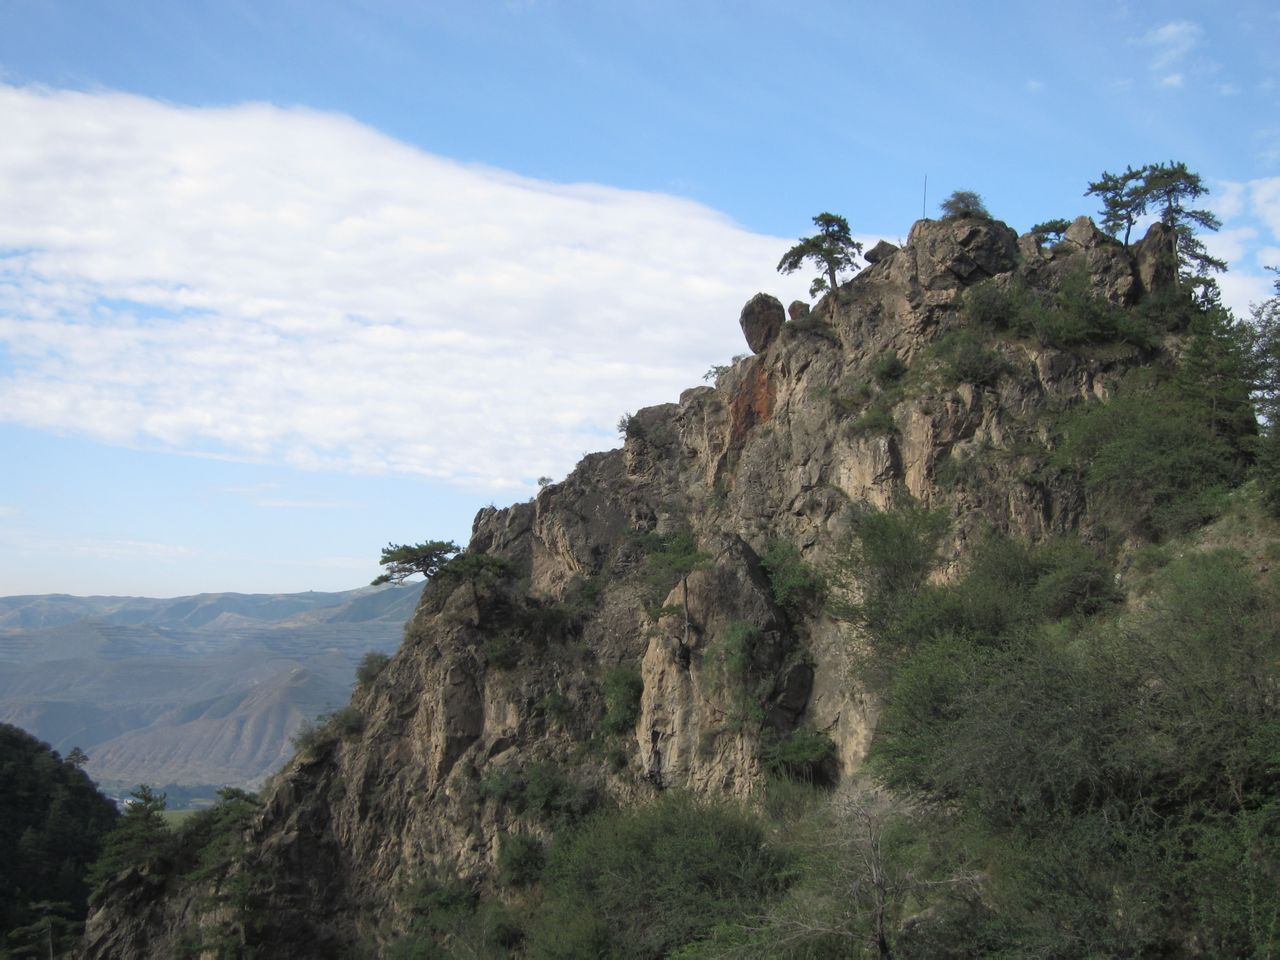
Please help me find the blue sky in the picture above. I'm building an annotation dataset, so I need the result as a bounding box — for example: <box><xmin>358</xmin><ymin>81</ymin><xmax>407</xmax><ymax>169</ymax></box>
<box><xmin>1</xmin><ymin>0</ymin><xmax>1278</xmax><ymax>596</ymax></box>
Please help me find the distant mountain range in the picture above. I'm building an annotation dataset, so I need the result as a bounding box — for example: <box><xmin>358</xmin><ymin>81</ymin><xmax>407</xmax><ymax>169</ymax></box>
<box><xmin>0</xmin><ymin>585</ymin><xmax>422</xmax><ymax>794</ymax></box>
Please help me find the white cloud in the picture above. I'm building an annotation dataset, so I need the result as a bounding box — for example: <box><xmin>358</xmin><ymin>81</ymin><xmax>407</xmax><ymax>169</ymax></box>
<box><xmin>1025</xmin><ymin>79</ymin><xmax>1044</xmax><ymax>94</ymax></box>
<box><xmin>1251</xmin><ymin>177</ymin><xmax>1280</xmax><ymax>239</ymax></box>
<box><xmin>1209</xmin><ymin>180</ymin><xmax>1246</xmax><ymax>220</ymax></box>
<box><xmin>1202</xmin><ymin>226</ymin><xmax>1257</xmax><ymax>266</ymax></box>
<box><xmin>1138</xmin><ymin>20</ymin><xmax>1202</xmax><ymax>74</ymax></box>
<box><xmin>0</xmin><ymin>85</ymin><xmax>812</xmax><ymax>490</ymax></box>
<box><xmin>1217</xmin><ymin>271</ymin><xmax>1274</xmax><ymax>319</ymax></box>
<box><xmin>1158</xmin><ymin>73</ymin><xmax>1184</xmax><ymax>88</ymax></box>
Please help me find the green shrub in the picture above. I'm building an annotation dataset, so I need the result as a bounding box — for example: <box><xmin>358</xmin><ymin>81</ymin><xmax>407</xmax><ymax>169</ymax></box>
<box><xmin>291</xmin><ymin>718</ymin><xmax>337</xmax><ymax>756</ymax></box>
<box><xmin>480</xmin><ymin>630</ymin><xmax>521</xmax><ymax>670</ymax></box>
<box><xmin>538</xmin><ymin>690</ymin><xmax>571</xmax><ymax>724</ymax></box>
<box><xmin>939</xmin><ymin>189</ymin><xmax>991</xmax><ymax>220</ymax></box>
<box><xmin>634</xmin><ymin>528</ymin><xmax>708</xmax><ymax>614</ymax></box>
<box><xmin>479</xmin><ymin>762</ymin><xmax>599</xmax><ymax>827</ymax></box>
<box><xmin>355</xmin><ymin>650</ymin><xmax>391</xmax><ymax>686</ymax></box>
<box><xmin>866</xmin><ymin>536</ymin><xmax>1280</xmax><ymax>957</ymax></box>
<box><xmin>963</xmin><ymin>271</ymin><xmax>1154</xmax><ymax>349</ymax></box>
<box><xmin>1054</xmin><ymin>382</ymin><xmax>1243</xmax><ymax>540</ymax></box>
<box><xmin>873</xmin><ymin>350</ymin><xmax>908</xmax><ymax>384</ymax></box>
<box><xmin>932</xmin><ymin>446</ymin><xmax>986</xmax><ymax>490</ymax></box>
<box><xmin>718</xmin><ymin>620</ymin><xmax>763</xmax><ymax>682</ymax></box>
<box><xmin>601</xmin><ymin>665</ymin><xmax>644</xmax><ymax>736</ymax></box>
<box><xmin>838</xmin><ymin>499</ymin><xmax>949</xmax><ymax>635</ymax></box>
<box><xmin>936</xmin><ymin>329</ymin><xmax>1006</xmax><ymax>387</ymax></box>
<box><xmin>846</xmin><ymin>396</ymin><xmax>898</xmax><ymax>437</ymax></box>
<box><xmin>499</xmin><ymin>833</ymin><xmax>545</xmax><ymax>887</ymax></box>
<box><xmin>525</xmin><ymin>793</ymin><xmax>787</xmax><ymax>960</ymax></box>
<box><xmin>759</xmin><ymin>539</ymin><xmax>825</xmax><ymax>616</ymax></box>
<box><xmin>760</xmin><ymin>727</ymin><xmax>837</xmax><ymax>784</ymax></box>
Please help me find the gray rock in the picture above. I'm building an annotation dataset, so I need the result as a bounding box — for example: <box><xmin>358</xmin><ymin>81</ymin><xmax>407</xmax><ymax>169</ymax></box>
<box><xmin>788</xmin><ymin>300</ymin><xmax>811</xmax><ymax>322</ymax></box>
<box><xmin>864</xmin><ymin>239</ymin><xmax>899</xmax><ymax>265</ymax></box>
<box><xmin>1064</xmin><ymin>215</ymin><xmax>1106</xmax><ymax>248</ymax></box>
<box><xmin>905</xmin><ymin>217</ymin><xmax>1020</xmax><ymax>289</ymax></box>
<box><xmin>739</xmin><ymin>292</ymin><xmax>785</xmax><ymax>353</ymax></box>
<box><xmin>1134</xmin><ymin>221</ymin><xmax>1178</xmax><ymax>296</ymax></box>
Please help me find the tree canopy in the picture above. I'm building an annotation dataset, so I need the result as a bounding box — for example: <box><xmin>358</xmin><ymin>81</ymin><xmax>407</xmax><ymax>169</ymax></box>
<box><xmin>1087</xmin><ymin>161</ymin><xmax>1225</xmax><ymax>298</ymax></box>
<box><xmin>777</xmin><ymin>212</ymin><xmax>863</xmax><ymax>299</ymax></box>
<box><xmin>938</xmin><ymin>189</ymin><xmax>991</xmax><ymax>220</ymax></box>
<box><xmin>1085</xmin><ymin>165</ymin><xmax>1147</xmax><ymax>246</ymax></box>
<box><xmin>371</xmin><ymin>540</ymin><xmax>461</xmax><ymax>585</ymax></box>
<box><xmin>0</xmin><ymin>725</ymin><xmax>118</xmax><ymax>957</ymax></box>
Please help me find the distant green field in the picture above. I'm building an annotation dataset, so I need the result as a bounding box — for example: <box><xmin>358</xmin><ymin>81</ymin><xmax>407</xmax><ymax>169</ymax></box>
<box><xmin>160</xmin><ymin>809</ymin><xmax>201</xmax><ymax>828</ymax></box>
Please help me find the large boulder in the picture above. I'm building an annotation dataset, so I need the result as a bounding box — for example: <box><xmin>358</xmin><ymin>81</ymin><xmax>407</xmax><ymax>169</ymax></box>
<box><xmin>739</xmin><ymin>293</ymin><xmax>785</xmax><ymax>353</ymax></box>
<box><xmin>905</xmin><ymin>217</ymin><xmax>1019</xmax><ymax>290</ymax></box>
<box><xmin>864</xmin><ymin>239</ymin><xmax>899</xmax><ymax>265</ymax></box>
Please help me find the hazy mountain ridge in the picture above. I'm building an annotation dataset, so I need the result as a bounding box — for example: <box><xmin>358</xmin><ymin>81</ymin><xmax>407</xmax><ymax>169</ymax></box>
<box><xmin>0</xmin><ymin>584</ymin><xmax>423</xmax><ymax>789</ymax></box>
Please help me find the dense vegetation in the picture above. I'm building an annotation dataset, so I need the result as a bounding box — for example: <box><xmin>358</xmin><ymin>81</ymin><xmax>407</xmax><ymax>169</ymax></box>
<box><xmin>0</xmin><ymin>725</ymin><xmax>117</xmax><ymax>959</ymax></box>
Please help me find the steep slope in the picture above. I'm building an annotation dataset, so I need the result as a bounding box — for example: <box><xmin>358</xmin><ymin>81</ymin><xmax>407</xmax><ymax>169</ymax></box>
<box><xmin>82</xmin><ymin>215</ymin><xmax>1194</xmax><ymax>956</ymax></box>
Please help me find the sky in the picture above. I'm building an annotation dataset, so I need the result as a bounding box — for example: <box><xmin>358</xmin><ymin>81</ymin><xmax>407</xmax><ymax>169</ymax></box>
<box><xmin>1</xmin><ymin>0</ymin><xmax>1278</xmax><ymax>597</ymax></box>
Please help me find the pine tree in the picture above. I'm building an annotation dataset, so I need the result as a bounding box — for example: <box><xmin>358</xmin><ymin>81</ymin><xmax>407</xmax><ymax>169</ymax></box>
<box><xmin>1252</xmin><ymin>269</ymin><xmax>1280</xmax><ymax>514</ymax></box>
<box><xmin>87</xmin><ymin>785</ymin><xmax>170</xmax><ymax>895</ymax></box>
<box><xmin>1137</xmin><ymin>161</ymin><xmax>1226</xmax><ymax>297</ymax></box>
<box><xmin>777</xmin><ymin>212</ymin><xmax>864</xmax><ymax>299</ymax></box>
<box><xmin>1085</xmin><ymin>165</ymin><xmax>1147</xmax><ymax>247</ymax></box>
<box><xmin>371</xmin><ymin>540</ymin><xmax>460</xmax><ymax>585</ymax></box>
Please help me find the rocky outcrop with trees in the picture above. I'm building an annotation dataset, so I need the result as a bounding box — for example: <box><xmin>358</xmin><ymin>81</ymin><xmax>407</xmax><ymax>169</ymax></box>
<box><xmin>80</xmin><ymin>204</ymin><xmax>1280</xmax><ymax>959</ymax></box>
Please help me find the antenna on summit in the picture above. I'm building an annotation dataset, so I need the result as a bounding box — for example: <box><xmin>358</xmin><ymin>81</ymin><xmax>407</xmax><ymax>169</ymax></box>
<box><xmin>922</xmin><ymin>174</ymin><xmax>928</xmax><ymax>219</ymax></box>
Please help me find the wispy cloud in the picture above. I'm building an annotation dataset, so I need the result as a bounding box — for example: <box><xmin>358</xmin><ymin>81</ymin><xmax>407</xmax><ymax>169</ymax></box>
<box><xmin>1135</xmin><ymin>20</ymin><xmax>1202</xmax><ymax>87</ymax></box>
<box><xmin>254</xmin><ymin>498</ymin><xmax>355</xmax><ymax>510</ymax></box>
<box><xmin>0</xmin><ymin>85</ymin><xmax>810</xmax><ymax>490</ymax></box>
<box><xmin>1252</xmin><ymin>177</ymin><xmax>1280</xmax><ymax>238</ymax></box>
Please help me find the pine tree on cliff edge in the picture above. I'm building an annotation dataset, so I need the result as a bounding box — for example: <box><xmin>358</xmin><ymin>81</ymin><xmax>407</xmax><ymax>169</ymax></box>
<box><xmin>778</xmin><ymin>212</ymin><xmax>864</xmax><ymax>299</ymax></box>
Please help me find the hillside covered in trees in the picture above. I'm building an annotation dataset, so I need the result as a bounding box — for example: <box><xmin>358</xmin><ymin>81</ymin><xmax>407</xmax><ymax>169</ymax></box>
<box><xmin>77</xmin><ymin>179</ymin><xmax>1280</xmax><ymax>958</ymax></box>
<box><xmin>0</xmin><ymin>724</ymin><xmax>118</xmax><ymax>958</ymax></box>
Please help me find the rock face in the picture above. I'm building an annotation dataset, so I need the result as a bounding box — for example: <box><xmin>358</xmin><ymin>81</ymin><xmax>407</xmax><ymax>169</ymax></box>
<box><xmin>739</xmin><ymin>292</ymin><xmax>785</xmax><ymax>353</ymax></box>
<box><xmin>82</xmin><ymin>216</ymin><xmax>1186</xmax><ymax>957</ymax></box>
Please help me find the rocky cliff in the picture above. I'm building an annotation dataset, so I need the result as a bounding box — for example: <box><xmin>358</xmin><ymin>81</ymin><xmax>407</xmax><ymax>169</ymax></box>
<box><xmin>82</xmin><ymin>214</ymin><xmax>1183</xmax><ymax>957</ymax></box>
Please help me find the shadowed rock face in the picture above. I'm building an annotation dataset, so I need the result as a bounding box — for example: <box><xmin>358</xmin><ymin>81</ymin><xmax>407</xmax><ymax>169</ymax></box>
<box><xmin>83</xmin><ymin>216</ymin><xmax>1183</xmax><ymax>957</ymax></box>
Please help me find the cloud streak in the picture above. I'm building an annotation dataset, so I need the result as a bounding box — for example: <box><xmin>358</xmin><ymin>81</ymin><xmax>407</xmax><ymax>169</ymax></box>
<box><xmin>1135</xmin><ymin>20</ymin><xmax>1202</xmax><ymax>87</ymax></box>
<box><xmin>0</xmin><ymin>85</ymin><xmax>810</xmax><ymax>489</ymax></box>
